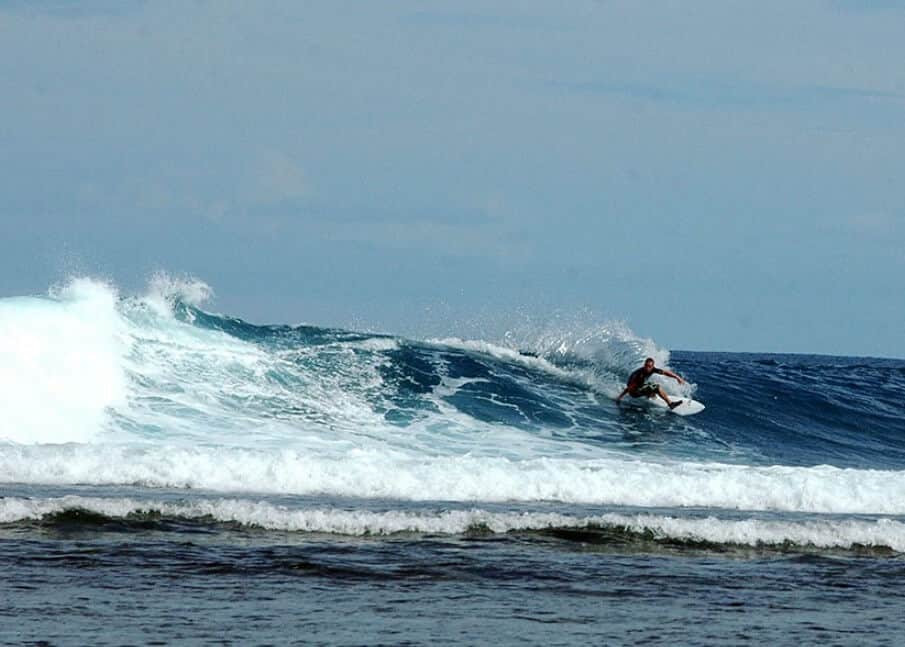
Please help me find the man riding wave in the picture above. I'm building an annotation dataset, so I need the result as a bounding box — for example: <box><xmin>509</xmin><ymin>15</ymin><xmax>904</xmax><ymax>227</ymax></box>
<box><xmin>615</xmin><ymin>357</ymin><xmax>685</xmax><ymax>410</ymax></box>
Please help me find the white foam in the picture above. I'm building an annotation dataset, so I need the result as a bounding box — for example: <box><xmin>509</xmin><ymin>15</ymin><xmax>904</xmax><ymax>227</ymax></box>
<box><xmin>143</xmin><ymin>272</ymin><xmax>214</xmax><ymax>317</ymax></box>
<box><xmin>427</xmin><ymin>337</ymin><xmax>571</xmax><ymax>378</ymax></box>
<box><xmin>609</xmin><ymin>512</ymin><xmax>905</xmax><ymax>552</ymax></box>
<box><xmin>3</xmin><ymin>496</ymin><xmax>904</xmax><ymax>552</ymax></box>
<box><xmin>349</xmin><ymin>337</ymin><xmax>399</xmax><ymax>352</ymax></box>
<box><xmin>3</xmin><ymin>445</ymin><xmax>905</xmax><ymax>516</ymax></box>
<box><xmin>0</xmin><ymin>278</ymin><xmax>129</xmax><ymax>444</ymax></box>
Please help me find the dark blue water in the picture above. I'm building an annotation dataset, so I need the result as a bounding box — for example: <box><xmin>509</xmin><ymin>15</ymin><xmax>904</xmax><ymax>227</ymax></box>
<box><xmin>2</xmin><ymin>282</ymin><xmax>905</xmax><ymax>644</ymax></box>
<box><xmin>4</xmin><ymin>526</ymin><xmax>905</xmax><ymax>646</ymax></box>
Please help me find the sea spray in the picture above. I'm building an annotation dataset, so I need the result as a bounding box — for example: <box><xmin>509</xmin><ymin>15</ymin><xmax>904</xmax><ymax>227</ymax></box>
<box><xmin>0</xmin><ymin>278</ymin><xmax>128</xmax><ymax>444</ymax></box>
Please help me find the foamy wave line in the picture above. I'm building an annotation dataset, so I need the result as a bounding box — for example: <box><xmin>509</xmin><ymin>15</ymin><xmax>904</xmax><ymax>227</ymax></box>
<box><xmin>427</xmin><ymin>337</ymin><xmax>570</xmax><ymax>375</ymax></box>
<box><xmin>3</xmin><ymin>496</ymin><xmax>905</xmax><ymax>551</ymax></box>
<box><xmin>4</xmin><ymin>446</ymin><xmax>905</xmax><ymax>515</ymax></box>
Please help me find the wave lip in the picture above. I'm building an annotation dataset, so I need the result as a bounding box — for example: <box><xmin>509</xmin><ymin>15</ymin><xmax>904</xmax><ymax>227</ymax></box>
<box><xmin>4</xmin><ymin>496</ymin><xmax>904</xmax><ymax>554</ymax></box>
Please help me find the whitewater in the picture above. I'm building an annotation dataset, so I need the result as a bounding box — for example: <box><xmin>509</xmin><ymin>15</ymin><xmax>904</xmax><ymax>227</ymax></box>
<box><xmin>3</xmin><ymin>276</ymin><xmax>905</xmax><ymax>644</ymax></box>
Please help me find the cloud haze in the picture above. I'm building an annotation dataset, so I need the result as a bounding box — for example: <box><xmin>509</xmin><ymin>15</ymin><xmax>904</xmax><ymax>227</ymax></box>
<box><xmin>1</xmin><ymin>1</ymin><xmax>903</xmax><ymax>356</ymax></box>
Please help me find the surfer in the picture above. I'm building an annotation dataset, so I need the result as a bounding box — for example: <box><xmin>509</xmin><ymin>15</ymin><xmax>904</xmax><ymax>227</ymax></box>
<box><xmin>615</xmin><ymin>357</ymin><xmax>685</xmax><ymax>409</ymax></box>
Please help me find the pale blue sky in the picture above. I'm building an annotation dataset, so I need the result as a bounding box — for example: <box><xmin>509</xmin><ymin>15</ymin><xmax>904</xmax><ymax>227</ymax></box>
<box><xmin>1</xmin><ymin>1</ymin><xmax>903</xmax><ymax>357</ymax></box>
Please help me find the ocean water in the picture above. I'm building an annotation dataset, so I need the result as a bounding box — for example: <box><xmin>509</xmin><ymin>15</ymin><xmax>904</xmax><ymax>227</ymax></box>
<box><xmin>2</xmin><ymin>277</ymin><xmax>905</xmax><ymax>645</ymax></box>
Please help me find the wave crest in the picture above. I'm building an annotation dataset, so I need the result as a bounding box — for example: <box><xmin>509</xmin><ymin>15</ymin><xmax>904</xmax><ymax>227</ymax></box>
<box><xmin>5</xmin><ymin>496</ymin><xmax>904</xmax><ymax>554</ymax></box>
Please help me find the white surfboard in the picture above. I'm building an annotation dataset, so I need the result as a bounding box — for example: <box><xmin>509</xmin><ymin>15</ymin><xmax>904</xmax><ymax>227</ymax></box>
<box><xmin>647</xmin><ymin>396</ymin><xmax>705</xmax><ymax>416</ymax></box>
<box><xmin>618</xmin><ymin>394</ymin><xmax>705</xmax><ymax>416</ymax></box>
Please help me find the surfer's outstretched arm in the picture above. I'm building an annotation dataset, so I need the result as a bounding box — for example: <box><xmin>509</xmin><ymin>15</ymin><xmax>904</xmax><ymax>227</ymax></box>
<box><xmin>615</xmin><ymin>387</ymin><xmax>630</xmax><ymax>402</ymax></box>
<box><xmin>656</xmin><ymin>368</ymin><xmax>685</xmax><ymax>385</ymax></box>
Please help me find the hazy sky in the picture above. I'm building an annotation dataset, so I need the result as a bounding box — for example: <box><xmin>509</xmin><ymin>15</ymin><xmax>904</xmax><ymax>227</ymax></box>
<box><xmin>2</xmin><ymin>1</ymin><xmax>903</xmax><ymax>357</ymax></box>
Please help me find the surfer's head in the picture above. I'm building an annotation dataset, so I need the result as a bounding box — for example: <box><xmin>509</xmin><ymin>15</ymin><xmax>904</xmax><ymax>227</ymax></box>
<box><xmin>644</xmin><ymin>357</ymin><xmax>655</xmax><ymax>372</ymax></box>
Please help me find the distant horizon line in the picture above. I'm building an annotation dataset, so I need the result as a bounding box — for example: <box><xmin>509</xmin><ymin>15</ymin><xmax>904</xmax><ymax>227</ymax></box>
<box><xmin>673</xmin><ymin>348</ymin><xmax>903</xmax><ymax>362</ymax></box>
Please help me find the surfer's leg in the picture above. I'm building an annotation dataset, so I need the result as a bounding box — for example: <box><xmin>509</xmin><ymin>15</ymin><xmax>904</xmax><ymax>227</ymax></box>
<box><xmin>658</xmin><ymin>387</ymin><xmax>684</xmax><ymax>409</ymax></box>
